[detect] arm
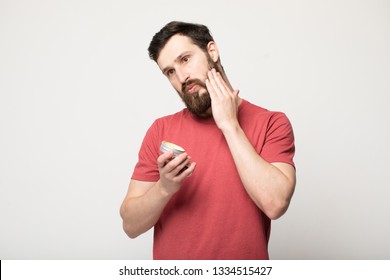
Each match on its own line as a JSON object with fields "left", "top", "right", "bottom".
{"left": 221, "top": 126, "right": 295, "bottom": 219}
{"left": 120, "top": 151, "right": 196, "bottom": 238}
{"left": 206, "top": 69, "right": 296, "bottom": 220}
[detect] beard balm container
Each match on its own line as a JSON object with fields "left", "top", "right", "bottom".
{"left": 160, "top": 141, "right": 190, "bottom": 172}
{"left": 160, "top": 141, "right": 186, "bottom": 157}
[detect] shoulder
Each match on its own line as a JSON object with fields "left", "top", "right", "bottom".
{"left": 239, "top": 99, "right": 290, "bottom": 123}
{"left": 154, "top": 109, "right": 189, "bottom": 125}
{"left": 146, "top": 109, "right": 189, "bottom": 132}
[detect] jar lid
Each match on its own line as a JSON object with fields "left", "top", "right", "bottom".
{"left": 160, "top": 141, "right": 185, "bottom": 157}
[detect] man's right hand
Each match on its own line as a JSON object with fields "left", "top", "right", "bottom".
{"left": 120, "top": 150, "right": 196, "bottom": 238}
{"left": 157, "top": 151, "right": 196, "bottom": 196}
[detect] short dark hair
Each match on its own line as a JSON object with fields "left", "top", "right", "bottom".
{"left": 148, "top": 21, "right": 215, "bottom": 62}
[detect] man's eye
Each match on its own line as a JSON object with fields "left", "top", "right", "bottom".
{"left": 182, "top": 56, "right": 190, "bottom": 62}
{"left": 167, "top": 69, "right": 175, "bottom": 76}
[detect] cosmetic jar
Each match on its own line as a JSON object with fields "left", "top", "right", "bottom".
{"left": 160, "top": 141, "right": 185, "bottom": 157}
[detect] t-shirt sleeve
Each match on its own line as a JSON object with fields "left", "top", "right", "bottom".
{"left": 261, "top": 112, "right": 295, "bottom": 167}
{"left": 131, "top": 120, "right": 161, "bottom": 182}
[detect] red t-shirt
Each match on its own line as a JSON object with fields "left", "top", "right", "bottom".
{"left": 132, "top": 99, "right": 295, "bottom": 259}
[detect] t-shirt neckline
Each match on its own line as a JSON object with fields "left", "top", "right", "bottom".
{"left": 185, "top": 99, "right": 247, "bottom": 124}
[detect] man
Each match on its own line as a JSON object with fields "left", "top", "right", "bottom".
{"left": 120, "top": 21, "right": 296, "bottom": 260}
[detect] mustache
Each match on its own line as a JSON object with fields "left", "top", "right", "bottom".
{"left": 182, "top": 79, "right": 207, "bottom": 93}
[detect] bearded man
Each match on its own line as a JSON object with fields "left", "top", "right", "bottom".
{"left": 120, "top": 21, "right": 296, "bottom": 260}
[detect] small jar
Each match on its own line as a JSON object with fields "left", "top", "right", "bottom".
{"left": 160, "top": 141, "right": 186, "bottom": 157}
{"left": 160, "top": 141, "right": 189, "bottom": 171}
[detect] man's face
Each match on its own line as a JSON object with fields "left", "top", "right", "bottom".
{"left": 157, "top": 34, "right": 218, "bottom": 118}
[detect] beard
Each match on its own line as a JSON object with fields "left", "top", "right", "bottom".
{"left": 178, "top": 59, "right": 219, "bottom": 118}
{"left": 180, "top": 79, "right": 212, "bottom": 118}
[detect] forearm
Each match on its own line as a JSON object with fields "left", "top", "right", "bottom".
{"left": 222, "top": 125, "right": 295, "bottom": 219}
{"left": 121, "top": 152, "right": 196, "bottom": 238}
{"left": 120, "top": 181, "right": 172, "bottom": 238}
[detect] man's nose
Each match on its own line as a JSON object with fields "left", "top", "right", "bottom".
{"left": 176, "top": 68, "right": 189, "bottom": 84}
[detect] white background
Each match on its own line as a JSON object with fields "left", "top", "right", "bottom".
{"left": 1, "top": 0, "right": 389, "bottom": 259}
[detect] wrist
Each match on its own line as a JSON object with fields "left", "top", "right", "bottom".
{"left": 219, "top": 120, "right": 241, "bottom": 136}
{"left": 156, "top": 180, "right": 175, "bottom": 199}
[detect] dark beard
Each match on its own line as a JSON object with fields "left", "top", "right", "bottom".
{"left": 180, "top": 79, "right": 212, "bottom": 118}
{"left": 178, "top": 58, "right": 219, "bottom": 118}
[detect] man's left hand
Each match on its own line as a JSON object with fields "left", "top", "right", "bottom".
{"left": 206, "top": 68, "right": 240, "bottom": 132}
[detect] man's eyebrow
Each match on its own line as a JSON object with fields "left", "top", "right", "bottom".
{"left": 161, "top": 52, "right": 190, "bottom": 74}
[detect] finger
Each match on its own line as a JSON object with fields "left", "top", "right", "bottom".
{"left": 164, "top": 153, "right": 189, "bottom": 173}
{"left": 215, "top": 71, "right": 235, "bottom": 97}
{"left": 211, "top": 69, "right": 232, "bottom": 96}
{"left": 206, "top": 78, "right": 218, "bottom": 100}
{"left": 173, "top": 156, "right": 192, "bottom": 176}
{"left": 207, "top": 69, "right": 222, "bottom": 97}
{"left": 157, "top": 150, "right": 174, "bottom": 168}
{"left": 177, "top": 162, "right": 197, "bottom": 179}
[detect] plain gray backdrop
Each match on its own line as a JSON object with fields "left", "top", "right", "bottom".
{"left": 1, "top": 0, "right": 389, "bottom": 259}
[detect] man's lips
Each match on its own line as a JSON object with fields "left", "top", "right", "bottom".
{"left": 185, "top": 84, "right": 198, "bottom": 94}
{"left": 183, "top": 79, "right": 207, "bottom": 94}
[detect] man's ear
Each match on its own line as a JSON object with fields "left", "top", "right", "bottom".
{"left": 207, "top": 41, "right": 219, "bottom": 63}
